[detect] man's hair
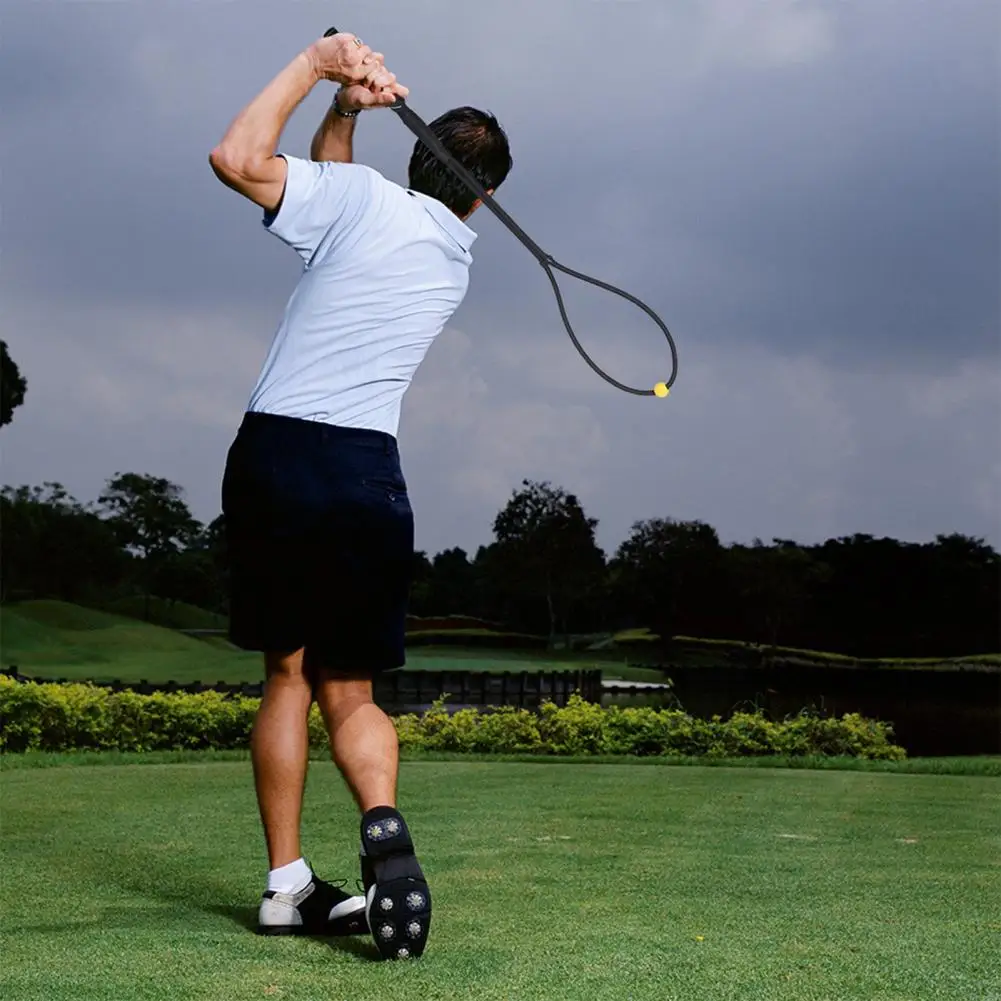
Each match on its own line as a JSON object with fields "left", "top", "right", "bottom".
{"left": 407, "top": 106, "right": 513, "bottom": 217}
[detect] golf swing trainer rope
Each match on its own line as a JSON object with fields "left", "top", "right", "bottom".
{"left": 326, "top": 26, "right": 679, "bottom": 399}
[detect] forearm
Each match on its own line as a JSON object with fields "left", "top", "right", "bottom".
{"left": 214, "top": 49, "right": 321, "bottom": 168}
{"left": 310, "top": 98, "right": 356, "bottom": 162}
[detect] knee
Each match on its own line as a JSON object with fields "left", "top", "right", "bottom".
{"left": 264, "top": 650, "right": 308, "bottom": 683}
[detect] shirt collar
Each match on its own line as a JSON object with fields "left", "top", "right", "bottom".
{"left": 407, "top": 190, "right": 477, "bottom": 253}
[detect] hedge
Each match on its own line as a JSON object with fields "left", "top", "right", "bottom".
{"left": 0, "top": 676, "right": 905, "bottom": 759}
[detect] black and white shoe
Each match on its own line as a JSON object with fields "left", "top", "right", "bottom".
{"left": 360, "top": 807, "right": 431, "bottom": 961}
{"left": 257, "top": 872, "right": 368, "bottom": 937}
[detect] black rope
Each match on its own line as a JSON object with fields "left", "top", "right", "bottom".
{"left": 324, "top": 28, "right": 679, "bottom": 397}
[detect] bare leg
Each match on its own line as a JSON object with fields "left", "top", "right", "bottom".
{"left": 311, "top": 670, "right": 399, "bottom": 812}
{"left": 251, "top": 649, "right": 312, "bottom": 870}
{"left": 315, "top": 670, "right": 431, "bottom": 960}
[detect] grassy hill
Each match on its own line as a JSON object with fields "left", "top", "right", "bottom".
{"left": 99, "top": 596, "right": 228, "bottom": 631}
{"left": 0, "top": 601, "right": 654, "bottom": 685}
{"left": 0, "top": 601, "right": 259, "bottom": 684}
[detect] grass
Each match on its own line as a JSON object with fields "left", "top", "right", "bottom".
{"left": 0, "top": 600, "right": 261, "bottom": 684}
{"left": 2, "top": 759, "right": 998, "bottom": 1000}
{"left": 100, "top": 596, "right": 229, "bottom": 631}
{"left": 4, "top": 748, "right": 1001, "bottom": 777}
{"left": 0, "top": 601, "right": 657, "bottom": 684}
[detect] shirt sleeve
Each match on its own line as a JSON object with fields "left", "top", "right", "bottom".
{"left": 262, "top": 154, "right": 373, "bottom": 263}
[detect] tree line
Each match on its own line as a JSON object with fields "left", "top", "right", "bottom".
{"left": 1, "top": 474, "right": 998, "bottom": 658}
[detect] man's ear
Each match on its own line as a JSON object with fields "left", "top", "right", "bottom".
{"left": 469, "top": 190, "right": 494, "bottom": 214}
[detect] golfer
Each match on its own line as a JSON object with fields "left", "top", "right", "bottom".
{"left": 209, "top": 31, "right": 512, "bottom": 960}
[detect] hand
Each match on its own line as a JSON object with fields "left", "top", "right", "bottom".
{"left": 337, "top": 62, "right": 409, "bottom": 112}
{"left": 307, "top": 32, "right": 389, "bottom": 87}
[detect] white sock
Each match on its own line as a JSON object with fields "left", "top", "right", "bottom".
{"left": 267, "top": 857, "right": 312, "bottom": 895}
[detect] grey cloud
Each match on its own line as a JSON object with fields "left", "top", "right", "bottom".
{"left": 1, "top": 0, "right": 998, "bottom": 555}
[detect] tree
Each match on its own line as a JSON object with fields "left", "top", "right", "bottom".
{"left": 491, "top": 480, "right": 606, "bottom": 645}
{"left": 0, "top": 340, "right": 27, "bottom": 428}
{"left": 148, "top": 516, "right": 232, "bottom": 616}
{"left": 729, "top": 539, "right": 827, "bottom": 648}
{"left": 0, "top": 483, "right": 125, "bottom": 602}
{"left": 922, "top": 533, "right": 1000, "bottom": 656}
{"left": 427, "top": 547, "right": 479, "bottom": 617}
{"left": 98, "top": 473, "right": 201, "bottom": 619}
{"left": 612, "top": 517, "right": 723, "bottom": 650}
{"left": 408, "top": 550, "right": 434, "bottom": 616}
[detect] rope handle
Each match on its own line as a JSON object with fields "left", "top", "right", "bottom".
{"left": 323, "top": 27, "right": 678, "bottom": 397}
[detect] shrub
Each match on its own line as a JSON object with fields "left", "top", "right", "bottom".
{"left": 0, "top": 678, "right": 906, "bottom": 760}
{"left": 475, "top": 706, "right": 545, "bottom": 753}
{"left": 538, "top": 696, "right": 610, "bottom": 755}
{"left": 0, "top": 675, "right": 260, "bottom": 753}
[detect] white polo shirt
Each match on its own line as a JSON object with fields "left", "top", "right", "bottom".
{"left": 246, "top": 154, "right": 476, "bottom": 437}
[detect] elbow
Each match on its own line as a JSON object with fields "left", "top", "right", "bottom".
{"left": 209, "top": 143, "right": 266, "bottom": 181}
{"left": 209, "top": 145, "right": 277, "bottom": 187}
{"left": 209, "top": 144, "right": 243, "bottom": 182}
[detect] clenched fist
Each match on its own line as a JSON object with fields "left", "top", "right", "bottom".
{"left": 337, "top": 59, "right": 409, "bottom": 112}
{"left": 306, "top": 32, "right": 407, "bottom": 101}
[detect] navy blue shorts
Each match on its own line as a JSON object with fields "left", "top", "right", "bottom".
{"left": 221, "top": 411, "right": 414, "bottom": 673}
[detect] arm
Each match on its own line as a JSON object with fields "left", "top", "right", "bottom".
{"left": 209, "top": 34, "right": 396, "bottom": 210}
{"left": 310, "top": 93, "right": 356, "bottom": 163}
{"left": 310, "top": 56, "right": 410, "bottom": 164}
{"left": 209, "top": 50, "right": 319, "bottom": 210}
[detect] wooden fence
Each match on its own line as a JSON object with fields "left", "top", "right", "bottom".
{"left": 1, "top": 666, "right": 603, "bottom": 714}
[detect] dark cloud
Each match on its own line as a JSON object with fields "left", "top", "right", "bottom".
{"left": 1, "top": 0, "right": 998, "bottom": 553}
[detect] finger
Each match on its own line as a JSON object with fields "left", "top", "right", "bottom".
{"left": 352, "top": 43, "right": 374, "bottom": 65}
{"left": 345, "top": 48, "right": 375, "bottom": 82}
{"left": 363, "top": 51, "right": 385, "bottom": 66}
{"left": 364, "top": 65, "right": 395, "bottom": 87}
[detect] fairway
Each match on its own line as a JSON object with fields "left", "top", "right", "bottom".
{"left": 2, "top": 761, "right": 997, "bottom": 1001}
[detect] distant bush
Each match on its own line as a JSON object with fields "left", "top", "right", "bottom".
{"left": 0, "top": 678, "right": 906, "bottom": 759}
{"left": 396, "top": 697, "right": 905, "bottom": 760}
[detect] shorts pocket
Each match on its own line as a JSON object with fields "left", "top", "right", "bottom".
{"left": 362, "top": 477, "right": 408, "bottom": 503}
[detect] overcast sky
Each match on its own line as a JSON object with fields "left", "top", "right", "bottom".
{"left": 2, "top": 0, "right": 999, "bottom": 557}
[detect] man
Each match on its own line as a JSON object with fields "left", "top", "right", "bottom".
{"left": 209, "top": 32, "right": 513, "bottom": 961}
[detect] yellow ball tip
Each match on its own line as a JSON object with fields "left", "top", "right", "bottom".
{"left": 653, "top": 382, "right": 669, "bottom": 398}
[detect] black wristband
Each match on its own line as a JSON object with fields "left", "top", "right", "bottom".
{"left": 333, "top": 90, "right": 360, "bottom": 118}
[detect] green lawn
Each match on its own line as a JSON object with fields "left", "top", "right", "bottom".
{"left": 100, "top": 596, "right": 230, "bottom": 631}
{"left": 2, "top": 760, "right": 997, "bottom": 1001}
{"left": 0, "top": 602, "right": 657, "bottom": 684}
